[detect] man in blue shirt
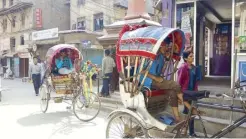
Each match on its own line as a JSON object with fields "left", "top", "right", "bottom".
{"left": 55, "top": 49, "right": 74, "bottom": 75}
{"left": 140, "top": 38, "right": 198, "bottom": 123}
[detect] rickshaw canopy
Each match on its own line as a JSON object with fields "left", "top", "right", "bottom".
{"left": 118, "top": 26, "right": 185, "bottom": 60}
{"left": 46, "top": 44, "right": 82, "bottom": 68}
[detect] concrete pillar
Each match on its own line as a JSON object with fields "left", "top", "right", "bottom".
{"left": 124, "top": 0, "right": 151, "bottom": 20}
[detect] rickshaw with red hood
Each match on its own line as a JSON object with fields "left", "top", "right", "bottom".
{"left": 39, "top": 44, "right": 101, "bottom": 122}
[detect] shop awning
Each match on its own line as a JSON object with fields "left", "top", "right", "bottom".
{"left": 2, "top": 52, "right": 16, "bottom": 57}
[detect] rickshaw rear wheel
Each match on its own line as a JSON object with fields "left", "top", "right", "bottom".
{"left": 106, "top": 112, "right": 149, "bottom": 138}
{"left": 40, "top": 85, "right": 50, "bottom": 113}
{"left": 73, "top": 91, "right": 101, "bottom": 122}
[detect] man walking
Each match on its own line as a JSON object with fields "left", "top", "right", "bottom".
{"left": 100, "top": 49, "right": 115, "bottom": 97}
{"left": 29, "top": 57, "right": 42, "bottom": 96}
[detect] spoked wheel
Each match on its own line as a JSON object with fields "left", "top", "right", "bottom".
{"left": 73, "top": 91, "right": 101, "bottom": 122}
{"left": 106, "top": 112, "right": 148, "bottom": 138}
{"left": 40, "top": 85, "right": 50, "bottom": 113}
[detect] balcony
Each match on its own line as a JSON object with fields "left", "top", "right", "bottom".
{"left": 0, "top": 2, "right": 33, "bottom": 16}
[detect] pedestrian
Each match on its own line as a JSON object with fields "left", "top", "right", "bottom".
{"left": 100, "top": 49, "right": 116, "bottom": 97}
{"left": 29, "top": 57, "right": 42, "bottom": 96}
{"left": 177, "top": 51, "right": 201, "bottom": 137}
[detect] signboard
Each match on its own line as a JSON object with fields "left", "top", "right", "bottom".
{"left": 181, "top": 12, "right": 192, "bottom": 34}
{"left": 32, "top": 28, "right": 59, "bottom": 41}
{"left": 35, "top": 8, "right": 43, "bottom": 28}
{"left": 16, "top": 45, "right": 29, "bottom": 52}
{"left": 0, "top": 38, "right": 10, "bottom": 51}
{"left": 239, "top": 61, "right": 246, "bottom": 82}
{"left": 18, "top": 52, "right": 29, "bottom": 58}
{"left": 81, "top": 40, "right": 91, "bottom": 48}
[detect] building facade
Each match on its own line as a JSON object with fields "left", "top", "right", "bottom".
{"left": 0, "top": 0, "right": 70, "bottom": 77}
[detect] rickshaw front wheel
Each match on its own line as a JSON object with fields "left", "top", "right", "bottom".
{"left": 40, "top": 85, "right": 50, "bottom": 113}
{"left": 72, "top": 91, "right": 101, "bottom": 122}
{"left": 106, "top": 112, "right": 149, "bottom": 138}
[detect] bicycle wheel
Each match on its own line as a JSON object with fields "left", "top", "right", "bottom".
{"left": 106, "top": 112, "right": 148, "bottom": 138}
{"left": 73, "top": 91, "right": 101, "bottom": 122}
{"left": 40, "top": 85, "right": 50, "bottom": 113}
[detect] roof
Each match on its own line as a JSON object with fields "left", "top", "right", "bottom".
{"left": 105, "top": 18, "right": 161, "bottom": 29}
{"left": 59, "top": 30, "right": 104, "bottom": 36}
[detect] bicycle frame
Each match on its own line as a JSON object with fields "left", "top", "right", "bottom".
{"left": 186, "top": 99, "right": 246, "bottom": 138}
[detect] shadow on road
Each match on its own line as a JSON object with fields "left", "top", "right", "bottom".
{"left": 17, "top": 111, "right": 75, "bottom": 127}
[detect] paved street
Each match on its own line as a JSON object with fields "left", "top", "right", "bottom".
{"left": 0, "top": 79, "right": 107, "bottom": 139}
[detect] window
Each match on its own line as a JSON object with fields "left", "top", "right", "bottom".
{"left": 3, "top": 19, "right": 7, "bottom": 32}
{"left": 94, "top": 13, "right": 103, "bottom": 31}
{"left": 77, "top": 0, "right": 85, "bottom": 5}
{"left": 10, "top": 37, "right": 15, "bottom": 52}
{"left": 9, "top": 0, "right": 14, "bottom": 6}
{"left": 235, "top": 1, "right": 246, "bottom": 53}
{"left": 21, "top": 13, "right": 25, "bottom": 27}
{"left": 12, "top": 16, "right": 16, "bottom": 28}
{"left": 77, "top": 17, "right": 86, "bottom": 30}
{"left": 20, "top": 35, "right": 24, "bottom": 45}
{"left": 3, "top": 0, "right": 6, "bottom": 8}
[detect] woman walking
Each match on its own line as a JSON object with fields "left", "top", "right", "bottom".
{"left": 177, "top": 51, "right": 201, "bottom": 137}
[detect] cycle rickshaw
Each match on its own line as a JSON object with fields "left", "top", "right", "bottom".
{"left": 40, "top": 44, "right": 101, "bottom": 122}
{"left": 105, "top": 25, "right": 246, "bottom": 138}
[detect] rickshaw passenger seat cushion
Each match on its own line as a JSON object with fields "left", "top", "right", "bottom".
{"left": 183, "top": 90, "right": 210, "bottom": 101}
{"left": 145, "top": 89, "right": 169, "bottom": 97}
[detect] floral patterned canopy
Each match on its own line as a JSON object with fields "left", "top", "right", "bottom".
{"left": 118, "top": 26, "right": 185, "bottom": 61}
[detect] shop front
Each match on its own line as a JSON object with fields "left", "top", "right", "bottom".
{"left": 174, "top": 0, "right": 245, "bottom": 87}
{"left": 234, "top": 0, "right": 246, "bottom": 84}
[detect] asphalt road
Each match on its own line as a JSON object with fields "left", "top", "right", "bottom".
{"left": 0, "top": 79, "right": 107, "bottom": 139}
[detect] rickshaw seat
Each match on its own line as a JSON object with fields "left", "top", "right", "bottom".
{"left": 144, "top": 89, "right": 169, "bottom": 97}
{"left": 183, "top": 90, "right": 210, "bottom": 101}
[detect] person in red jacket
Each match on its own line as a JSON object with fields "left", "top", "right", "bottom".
{"left": 177, "top": 51, "right": 200, "bottom": 137}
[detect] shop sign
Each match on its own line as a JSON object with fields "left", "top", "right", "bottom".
{"left": 18, "top": 52, "right": 30, "bottom": 58}
{"left": 16, "top": 45, "right": 29, "bottom": 52}
{"left": 0, "top": 38, "right": 10, "bottom": 51}
{"left": 239, "top": 61, "right": 246, "bottom": 83}
{"left": 81, "top": 40, "right": 92, "bottom": 48}
{"left": 32, "top": 28, "right": 59, "bottom": 41}
{"left": 35, "top": 8, "right": 43, "bottom": 28}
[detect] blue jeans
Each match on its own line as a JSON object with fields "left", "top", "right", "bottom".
{"left": 32, "top": 74, "right": 41, "bottom": 95}
{"left": 101, "top": 73, "right": 112, "bottom": 96}
{"left": 183, "top": 101, "right": 195, "bottom": 136}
